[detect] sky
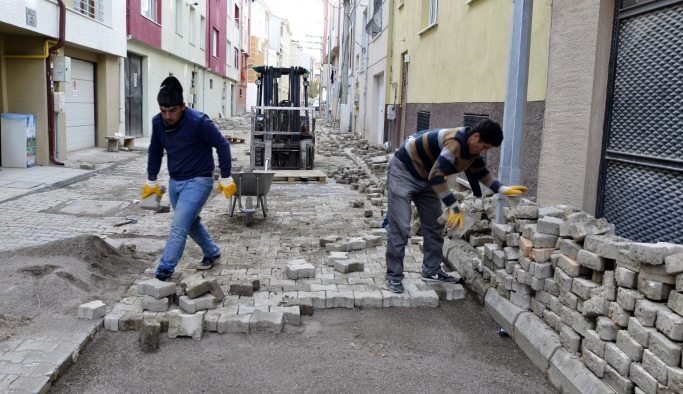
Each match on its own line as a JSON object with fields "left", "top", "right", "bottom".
{"left": 264, "top": 0, "right": 326, "bottom": 62}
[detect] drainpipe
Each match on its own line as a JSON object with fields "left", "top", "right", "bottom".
{"left": 47, "top": 0, "right": 66, "bottom": 166}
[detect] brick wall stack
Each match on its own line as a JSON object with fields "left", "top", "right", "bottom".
{"left": 446, "top": 196, "right": 683, "bottom": 394}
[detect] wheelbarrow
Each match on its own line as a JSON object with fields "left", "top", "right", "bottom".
{"left": 229, "top": 172, "right": 275, "bottom": 227}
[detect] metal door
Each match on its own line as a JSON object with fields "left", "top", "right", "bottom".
{"left": 65, "top": 59, "right": 95, "bottom": 151}
{"left": 598, "top": 0, "right": 683, "bottom": 243}
{"left": 125, "top": 53, "right": 143, "bottom": 137}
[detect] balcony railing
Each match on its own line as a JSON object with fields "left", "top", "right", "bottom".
{"left": 365, "top": 0, "right": 382, "bottom": 39}
{"left": 74, "top": 0, "right": 105, "bottom": 23}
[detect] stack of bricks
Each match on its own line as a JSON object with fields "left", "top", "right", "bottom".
{"left": 465, "top": 197, "right": 683, "bottom": 393}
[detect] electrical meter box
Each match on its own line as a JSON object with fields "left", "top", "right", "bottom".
{"left": 53, "top": 56, "right": 71, "bottom": 82}
{"left": 54, "top": 92, "right": 65, "bottom": 113}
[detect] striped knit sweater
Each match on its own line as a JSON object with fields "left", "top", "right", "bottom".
{"left": 395, "top": 127, "right": 503, "bottom": 207}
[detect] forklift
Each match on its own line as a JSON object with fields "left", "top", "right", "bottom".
{"left": 249, "top": 66, "right": 315, "bottom": 170}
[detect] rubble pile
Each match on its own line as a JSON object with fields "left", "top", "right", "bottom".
{"left": 213, "top": 116, "right": 250, "bottom": 130}
{"left": 447, "top": 197, "right": 683, "bottom": 393}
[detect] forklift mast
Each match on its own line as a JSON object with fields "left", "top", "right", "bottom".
{"left": 250, "top": 66, "right": 315, "bottom": 171}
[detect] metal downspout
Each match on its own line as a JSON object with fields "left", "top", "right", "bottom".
{"left": 48, "top": 0, "right": 66, "bottom": 166}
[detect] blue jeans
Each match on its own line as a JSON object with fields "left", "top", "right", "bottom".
{"left": 156, "top": 176, "right": 220, "bottom": 276}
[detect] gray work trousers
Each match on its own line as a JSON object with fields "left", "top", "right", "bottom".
{"left": 385, "top": 157, "right": 445, "bottom": 281}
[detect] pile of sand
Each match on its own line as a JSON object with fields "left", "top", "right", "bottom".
{"left": 0, "top": 235, "right": 153, "bottom": 340}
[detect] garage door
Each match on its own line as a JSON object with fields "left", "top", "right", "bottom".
{"left": 66, "top": 59, "right": 95, "bottom": 151}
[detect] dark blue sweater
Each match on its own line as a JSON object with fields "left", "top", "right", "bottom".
{"left": 147, "top": 107, "right": 232, "bottom": 181}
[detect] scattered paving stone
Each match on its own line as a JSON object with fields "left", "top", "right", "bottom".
{"left": 78, "top": 300, "right": 106, "bottom": 320}
{"left": 285, "top": 259, "right": 316, "bottom": 279}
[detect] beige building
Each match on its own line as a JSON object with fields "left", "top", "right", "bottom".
{"left": 0, "top": 0, "right": 126, "bottom": 166}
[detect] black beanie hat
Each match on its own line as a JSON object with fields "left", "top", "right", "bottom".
{"left": 157, "top": 76, "right": 184, "bottom": 107}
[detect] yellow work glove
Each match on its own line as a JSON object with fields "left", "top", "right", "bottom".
{"left": 446, "top": 207, "right": 464, "bottom": 230}
{"left": 141, "top": 180, "right": 163, "bottom": 199}
{"left": 499, "top": 185, "right": 528, "bottom": 196}
{"left": 218, "top": 176, "right": 237, "bottom": 199}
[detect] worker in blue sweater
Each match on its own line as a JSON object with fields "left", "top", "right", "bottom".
{"left": 142, "top": 76, "right": 236, "bottom": 282}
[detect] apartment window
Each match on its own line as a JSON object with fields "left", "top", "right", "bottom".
{"left": 189, "top": 8, "right": 196, "bottom": 44}
{"left": 175, "top": 0, "right": 183, "bottom": 34}
{"left": 419, "top": 0, "right": 438, "bottom": 32}
{"left": 234, "top": 48, "right": 239, "bottom": 68}
{"left": 210, "top": 79, "right": 214, "bottom": 89}
{"left": 235, "top": 5, "right": 240, "bottom": 26}
{"left": 141, "top": 0, "right": 158, "bottom": 23}
{"left": 75, "top": 0, "right": 105, "bottom": 22}
{"left": 200, "top": 16, "right": 206, "bottom": 49}
{"left": 226, "top": 41, "right": 231, "bottom": 66}
{"left": 429, "top": 0, "right": 438, "bottom": 25}
{"left": 212, "top": 29, "right": 219, "bottom": 58}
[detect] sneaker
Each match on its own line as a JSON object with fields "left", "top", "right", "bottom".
{"left": 196, "top": 254, "right": 221, "bottom": 270}
{"left": 155, "top": 270, "right": 172, "bottom": 282}
{"left": 386, "top": 279, "right": 404, "bottom": 293}
{"left": 421, "top": 270, "right": 461, "bottom": 284}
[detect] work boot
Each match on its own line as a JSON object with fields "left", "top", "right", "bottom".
{"left": 196, "top": 254, "right": 221, "bottom": 270}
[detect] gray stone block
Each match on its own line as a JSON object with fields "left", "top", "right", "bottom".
{"left": 353, "top": 291, "right": 383, "bottom": 308}
{"left": 229, "top": 282, "right": 255, "bottom": 297}
{"left": 548, "top": 348, "right": 615, "bottom": 394}
{"left": 530, "top": 248, "right": 556, "bottom": 263}
{"left": 504, "top": 246, "right": 520, "bottom": 261}
{"left": 545, "top": 279, "right": 561, "bottom": 297}
{"left": 543, "top": 309, "right": 562, "bottom": 332}
{"left": 141, "top": 296, "right": 169, "bottom": 312}
{"left": 668, "top": 366, "right": 683, "bottom": 393}
{"left": 179, "top": 293, "right": 218, "bottom": 314}
{"left": 582, "top": 348, "right": 607, "bottom": 378}
{"left": 635, "top": 299, "right": 670, "bottom": 327}
{"left": 656, "top": 309, "right": 683, "bottom": 341}
{"left": 665, "top": 253, "right": 683, "bottom": 275}
{"left": 641, "top": 349, "right": 668, "bottom": 385}
{"left": 539, "top": 206, "right": 565, "bottom": 219}
{"left": 78, "top": 300, "right": 106, "bottom": 320}
{"left": 204, "top": 310, "right": 221, "bottom": 332}
{"left": 584, "top": 329, "right": 607, "bottom": 357}
{"left": 269, "top": 306, "right": 301, "bottom": 325}
{"left": 558, "top": 254, "right": 590, "bottom": 278}
{"left": 605, "top": 343, "right": 631, "bottom": 377}
{"left": 492, "top": 250, "right": 506, "bottom": 269}
{"left": 320, "top": 235, "right": 342, "bottom": 247}
{"left": 555, "top": 268, "right": 574, "bottom": 293}
{"left": 513, "top": 312, "right": 562, "bottom": 373}
{"left": 560, "top": 239, "right": 583, "bottom": 260}
{"left": 180, "top": 273, "right": 213, "bottom": 299}
{"left": 363, "top": 234, "right": 383, "bottom": 247}
{"left": 597, "top": 316, "right": 620, "bottom": 341}
{"left": 530, "top": 297, "right": 546, "bottom": 317}
{"left": 485, "top": 289, "right": 527, "bottom": 335}
{"left": 104, "top": 310, "right": 126, "bottom": 331}
{"left": 583, "top": 297, "right": 609, "bottom": 318}
{"left": 630, "top": 363, "right": 658, "bottom": 394}
{"left": 616, "top": 330, "right": 643, "bottom": 362}
{"left": 615, "top": 267, "right": 638, "bottom": 289}
{"left": 668, "top": 290, "right": 683, "bottom": 316}
{"left": 333, "top": 258, "right": 365, "bottom": 274}
{"left": 577, "top": 249, "right": 606, "bottom": 271}
{"left": 564, "top": 218, "right": 612, "bottom": 242}
{"left": 167, "top": 310, "right": 204, "bottom": 340}
{"left": 327, "top": 251, "right": 349, "bottom": 265}
{"left": 560, "top": 290, "right": 579, "bottom": 310}
{"left": 530, "top": 276, "right": 545, "bottom": 291}
{"left": 139, "top": 318, "right": 160, "bottom": 352}
{"left": 206, "top": 277, "right": 225, "bottom": 302}
{"left": 638, "top": 276, "right": 673, "bottom": 301}
{"left": 649, "top": 331, "right": 683, "bottom": 367}
{"left": 537, "top": 216, "right": 564, "bottom": 236}
{"left": 608, "top": 301, "right": 632, "bottom": 327}
{"left": 560, "top": 325, "right": 581, "bottom": 354}
{"left": 604, "top": 364, "right": 635, "bottom": 394}
{"left": 286, "top": 259, "right": 316, "bottom": 279}
{"left": 572, "top": 278, "right": 599, "bottom": 300}
{"left": 409, "top": 289, "right": 440, "bottom": 308}
{"left": 532, "top": 262, "right": 553, "bottom": 279}
{"left": 217, "top": 313, "right": 250, "bottom": 333}
{"left": 137, "top": 279, "right": 176, "bottom": 299}
{"left": 505, "top": 232, "right": 520, "bottom": 247}
{"left": 325, "top": 291, "right": 355, "bottom": 308}
{"left": 629, "top": 242, "right": 683, "bottom": 266}
{"left": 249, "top": 311, "right": 284, "bottom": 333}
{"left": 510, "top": 292, "right": 531, "bottom": 309}
{"left": 119, "top": 311, "right": 143, "bottom": 331}
{"left": 617, "top": 287, "right": 645, "bottom": 311}
{"left": 531, "top": 232, "right": 558, "bottom": 249}
{"left": 515, "top": 206, "right": 539, "bottom": 220}
{"left": 628, "top": 317, "right": 658, "bottom": 348}
{"left": 572, "top": 313, "right": 596, "bottom": 337}
{"left": 521, "top": 223, "right": 538, "bottom": 239}
{"left": 381, "top": 290, "right": 411, "bottom": 307}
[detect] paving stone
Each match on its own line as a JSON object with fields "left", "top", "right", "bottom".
{"left": 485, "top": 290, "right": 527, "bottom": 338}
{"left": 615, "top": 266, "right": 638, "bottom": 289}
{"left": 204, "top": 310, "right": 221, "bottom": 332}
{"left": 510, "top": 292, "right": 531, "bottom": 309}
{"left": 560, "top": 239, "right": 583, "bottom": 260}
{"left": 119, "top": 312, "right": 143, "bottom": 331}
{"left": 559, "top": 290, "right": 578, "bottom": 310}
{"left": 77, "top": 300, "right": 106, "bottom": 320}
{"left": 137, "top": 279, "right": 176, "bottom": 299}
{"left": 408, "top": 289, "right": 439, "bottom": 308}
{"left": 629, "top": 242, "right": 683, "bottom": 266}
{"left": 584, "top": 329, "right": 607, "bottom": 357}
{"left": 544, "top": 278, "right": 561, "bottom": 297}
{"left": 667, "top": 290, "right": 683, "bottom": 317}
{"left": 665, "top": 253, "right": 683, "bottom": 275}
{"left": 249, "top": 310, "right": 284, "bottom": 333}
{"left": 583, "top": 297, "right": 609, "bottom": 318}
{"left": 139, "top": 318, "right": 160, "bottom": 352}
{"left": 179, "top": 293, "right": 218, "bottom": 314}
{"left": 605, "top": 342, "right": 631, "bottom": 377}
{"left": 668, "top": 366, "right": 683, "bottom": 393}
{"left": 363, "top": 234, "right": 383, "bottom": 247}
{"left": 320, "top": 235, "right": 342, "bottom": 247}
{"left": 558, "top": 254, "right": 590, "bottom": 278}
{"left": 628, "top": 317, "right": 658, "bottom": 348}
{"left": 536, "top": 216, "right": 563, "bottom": 236}
{"left": 167, "top": 310, "right": 205, "bottom": 340}
{"left": 3, "top": 375, "right": 50, "bottom": 394}
{"left": 604, "top": 364, "right": 635, "bottom": 394}
{"left": 229, "top": 282, "right": 255, "bottom": 296}
{"left": 577, "top": 249, "right": 606, "bottom": 271}
{"left": 505, "top": 232, "right": 520, "bottom": 247}
{"left": 656, "top": 309, "right": 683, "bottom": 341}
{"left": 582, "top": 348, "right": 607, "bottom": 377}
{"left": 514, "top": 312, "right": 562, "bottom": 373}
{"left": 616, "top": 329, "right": 643, "bottom": 362}
{"left": 141, "top": 296, "right": 169, "bottom": 312}
{"left": 381, "top": 290, "right": 411, "bottom": 307}
{"left": 492, "top": 250, "right": 506, "bottom": 268}
{"left": 635, "top": 299, "right": 670, "bottom": 327}
{"left": 548, "top": 348, "right": 615, "bottom": 394}
{"left": 640, "top": 264, "right": 676, "bottom": 285}
{"left": 630, "top": 362, "right": 658, "bottom": 394}
{"left": 560, "top": 325, "right": 581, "bottom": 354}
{"left": 104, "top": 310, "right": 126, "bottom": 331}
{"left": 333, "top": 258, "right": 365, "bottom": 274}
{"left": 597, "top": 316, "right": 620, "bottom": 341}
{"left": 325, "top": 291, "right": 355, "bottom": 308}
{"left": 571, "top": 313, "right": 596, "bottom": 337}
{"left": 554, "top": 268, "right": 574, "bottom": 293}
{"left": 572, "top": 278, "right": 598, "bottom": 300}
{"left": 327, "top": 251, "right": 349, "bottom": 265}
{"left": 530, "top": 248, "right": 555, "bottom": 263}
{"left": 269, "top": 306, "right": 301, "bottom": 325}
{"left": 354, "top": 291, "right": 383, "bottom": 308}
{"left": 608, "top": 301, "right": 632, "bottom": 327}
{"left": 543, "top": 309, "right": 562, "bottom": 332}
{"left": 217, "top": 313, "right": 251, "bottom": 333}
{"left": 562, "top": 218, "right": 611, "bottom": 242}
{"left": 206, "top": 277, "right": 225, "bottom": 303}
{"left": 180, "top": 273, "right": 213, "bottom": 299}
{"left": 641, "top": 349, "right": 668, "bottom": 385}
{"left": 285, "top": 259, "right": 316, "bottom": 279}
{"left": 617, "top": 287, "right": 645, "bottom": 311}
{"left": 648, "top": 331, "right": 683, "bottom": 367}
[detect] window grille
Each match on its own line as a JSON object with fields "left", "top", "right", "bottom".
{"left": 365, "top": 0, "right": 382, "bottom": 39}
{"left": 74, "top": 0, "right": 105, "bottom": 22}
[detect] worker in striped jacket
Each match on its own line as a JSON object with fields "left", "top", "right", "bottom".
{"left": 384, "top": 119, "right": 527, "bottom": 293}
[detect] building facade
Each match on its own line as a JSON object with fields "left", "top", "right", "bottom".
{"left": 0, "top": 0, "right": 126, "bottom": 165}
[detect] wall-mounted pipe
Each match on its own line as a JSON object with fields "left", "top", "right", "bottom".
{"left": 4, "top": 39, "right": 57, "bottom": 59}
{"left": 47, "top": 0, "right": 66, "bottom": 165}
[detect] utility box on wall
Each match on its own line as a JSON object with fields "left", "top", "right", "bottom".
{"left": 53, "top": 56, "right": 71, "bottom": 82}
{"left": 1, "top": 113, "right": 37, "bottom": 168}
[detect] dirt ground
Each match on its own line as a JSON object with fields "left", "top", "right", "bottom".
{"left": 0, "top": 235, "right": 155, "bottom": 341}
{"left": 50, "top": 295, "right": 556, "bottom": 394}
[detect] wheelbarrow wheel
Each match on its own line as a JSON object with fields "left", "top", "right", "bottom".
{"left": 245, "top": 197, "right": 254, "bottom": 227}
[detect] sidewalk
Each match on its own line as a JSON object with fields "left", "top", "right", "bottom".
{"left": 0, "top": 138, "right": 150, "bottom": 204}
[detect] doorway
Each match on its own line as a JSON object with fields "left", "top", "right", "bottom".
{"left": 124, "top": 53, "right": 143, "bottom": 137}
